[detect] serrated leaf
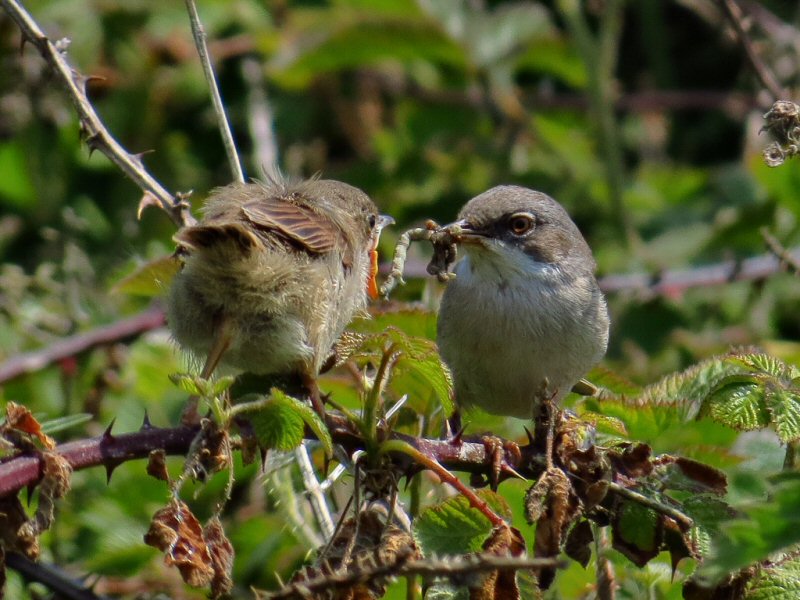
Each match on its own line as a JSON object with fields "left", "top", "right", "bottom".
{"left": 270, "top": 388, "right": 332, "bottom": 457}
{"left": 169, "top": 372, "right": 204, "bottom": 396}
{"left": 211, "top": 376, "right": 236, "bottom": 397}
{"left": 746, "top": 550, "right": 800, "bottom": 599}
{"left": 344, "top": 326, "right": 453, "bottom": 415}
{"left": 732, "top": 354, "right": 800, "bottom": 380}
{"left": 414, "top": 490, "right": 511, "bottom": 558}
{"left": 706, "top": 382, "right": 770, "bottom": 432}
{"left": 248, "top": 394, "right": 305, "bottom": 452}
{"left": 633, "top": 355, "right": 746, "bottom": 420}
{"left": 766, "top": 388, "right": 800, "bottom": 443}
{"left": 111, "top": 255, "right": 180, "bottom": 297}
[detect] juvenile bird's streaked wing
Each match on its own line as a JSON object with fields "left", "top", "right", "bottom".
{"left": 241, "top": 198, "right": 338, "bottom": 254}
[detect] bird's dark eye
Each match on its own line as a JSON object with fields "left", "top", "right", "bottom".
{"left": 368, "top": 214, "right": 377, "bottom": 229}
{"left": 508, "top": 213, "right": 535, "bottom": 235}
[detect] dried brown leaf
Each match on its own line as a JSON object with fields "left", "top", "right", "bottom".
{"left": 35, "top": 452, "right": 72, "bottom": 533}
{"left": 4, "top": 402, "right": 55, "bottom": 449}
{"left": 147, "top": 449, "right": 170, "bottom": 482}
{"left": 470, "top": 524, "right": 525, "bottom": 600}
{"left": 205, "top": 516, "right": 235, "bottom": 599}
{"left": 0, "top": 497, "right": 38, "bottom": 559}
{"left": 144, "top": 500, "right": 214, "bottom": 588}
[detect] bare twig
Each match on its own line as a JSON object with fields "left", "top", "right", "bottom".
{"left": 184, "top": 0, "right": 244, "bottom": 184}
{"left": 0, "top": 305, "right": 165, "bottom": 384}
{"left": 0, "top": 0, "right": 194, "bottom": 228}
{"left": 717, "top": 0, "right": 785, "bottom": 101}
{"left": 257, "top": 553, "right": 567, "bottom": 599}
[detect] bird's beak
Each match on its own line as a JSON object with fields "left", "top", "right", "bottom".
{"left": 376, "top": 214, "right": 395, "bottom": 231}
{"left": 444, "top": 218, "right": 487, "bottom": 244}
{"left": 366, "top": 215, "right": 395, "bottom": 300}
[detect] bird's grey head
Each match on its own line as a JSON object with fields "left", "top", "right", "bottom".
{"left": 451, "top": 185, "right": 596, "bottom": 275}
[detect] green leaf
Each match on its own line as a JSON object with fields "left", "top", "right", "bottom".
{"left": 241, "top": 389, "right": 332, "bottom": 456}
{"left": 766, "top": 388, "right": 800, "bottom": 443}
{"left": 617, "top": 501, "right": 660, "bottom": 554}
{"left": 269, "top": 8, "right": 465, "bottom": 89}
{"left": 746, "top": 551, "right": 800, "bottom": 599}
{"left": 212, "top": 376, "right": 236, "bottom": 397}
{"left": 635, "top": 355, "right": 747, "bottom": 420}
{"left": 344, "top": 326, "right": 454, "bottom": 416}
{"left": 706, "top": 382, "right": 770, "bottom": 432}
{"left": 414, "top": 490, "right": 511, "bottom": 558}
{"left": 270, "top": 388, "right": 333, "bottom": 457}
{"left": 169, "top": 372, "right": 205, "bottom": 396}
{"left": 698, "top": 474, "right": 800, "bottom": 584}
{"left": 40, "top": 413, "right": 93, "bottom": 434}
{"left": 733, "top": 354, "right": 800, "bottom": 380}
{"left": 110, "top": 255, "right": 180, "bottom": 297}
{"left": 248, "top": 393, "right": 305, "bottom": 452}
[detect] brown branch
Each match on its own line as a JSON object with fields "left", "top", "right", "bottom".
{"left": 717, "top": 0, "right": 785, "bottom": 101}
{"left": 0, "top": 421, "right": 198, "bottom": 498}
{"left": 0, "top": 412, "right": 693, "bottom": 540}
{"left": 257, "top": 551, "right": 566, "bottom": 599}
{"left": 0, "top": 305, "right": 165, "bottom": 384}
{"left": 0, "top": 0, "right": 195, "bottom": 228}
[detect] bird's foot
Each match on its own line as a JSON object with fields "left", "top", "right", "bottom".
{"left": 480, "top": 436, "right": 524, "bottom": 491}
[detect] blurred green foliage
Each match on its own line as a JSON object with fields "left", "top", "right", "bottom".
{"left": 3, "top": 0, "right": 800, "bottom": 597}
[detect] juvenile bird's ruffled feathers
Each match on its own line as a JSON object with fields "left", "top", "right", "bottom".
{"left": 167, "top": 178, "right": 382, "bottom": 378}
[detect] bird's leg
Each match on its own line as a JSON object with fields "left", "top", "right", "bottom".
{"left": 301, "top": 372, "right": 327, "bottom": 421}
{"left": 181, "top": 316, "right": 231, "bottom": 426}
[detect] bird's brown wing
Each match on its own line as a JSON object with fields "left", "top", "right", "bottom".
{"left": 241, "top": 198, "right": 337, "bottom": 255}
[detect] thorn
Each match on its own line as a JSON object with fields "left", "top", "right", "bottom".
{"left": 403, "top": 465, "right": 421, "bottom": 487}
{"left": 103, "top": 418, "right": 116, "bottom": 440}
{"left": 524, "top": 427, "right": 535, "bottom": 446}
{"left": 133, "top": 149, "right": 156, "bottom": 162}
{"left": 141, "top": 411, "right": 153, "bottom": 430}
{"left": 85, "top": 133, "right": 101, "bottom": 157}
{"left": 25, "top": 483, "right": 35, "bottom": 507}
{"left": 500, "top": 463, "right": 527, "bottom": 482}
{"left": 448, "top": 425, "right": 467, "bottom": 446}
{"left": 74, "top": 73, "right": 106, "bottom": 95}
{"left": 105, "top": 460, "right": 122, "bottom": 484}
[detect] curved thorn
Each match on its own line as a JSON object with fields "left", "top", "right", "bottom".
{"left": 449, "top": 425, "right": 467, "bottom": 446}
{"left": 524, "top": 426, "right": 535, "bottom": 446}
{"left": 103, "top": 418, "right": 116, "bottom": 439}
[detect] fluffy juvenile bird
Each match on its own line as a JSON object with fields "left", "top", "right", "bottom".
{"left": 437, "top": 186, "right": 609, "bottom": 420}
{"left": 167, "top": 178, "right": 390, "bottom": 394}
